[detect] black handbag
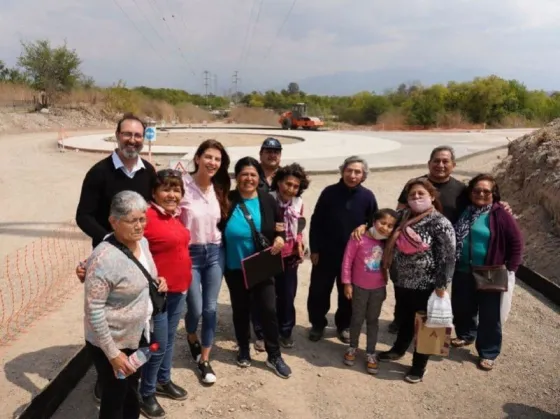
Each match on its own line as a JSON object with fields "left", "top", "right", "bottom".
{"left": 105, "top": 235, "right": 167, "bottom": 314}
{"left": 469, "top": 230, "right": 508, "bottom": 292}
{"left": 238, "top": 201, "right": 271, "bottom": 251}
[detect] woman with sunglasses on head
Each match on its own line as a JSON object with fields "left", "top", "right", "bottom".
{"left": 138, "top": 169, "right": 193, "bottom": 418}
{"left": 180, "top": 140, "right": 231, "bottom": 385}
{"left": 451, "top": 174, "right": 523, "bottom": 372}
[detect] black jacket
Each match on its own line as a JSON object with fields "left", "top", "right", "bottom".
{"left": 219, "top": 188, "right": 286, "bottom": 247}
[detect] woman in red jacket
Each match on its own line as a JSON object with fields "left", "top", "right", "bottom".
{"left": 139, "top": 169, "right": 192, "bottom": 418}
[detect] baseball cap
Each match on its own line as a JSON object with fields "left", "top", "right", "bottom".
{"left": 261, "top": 137, "right": 282, "bottom": 151}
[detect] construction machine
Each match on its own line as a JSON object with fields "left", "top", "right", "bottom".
{"left": 279, "top": 103, "right": 324, "bottom": 130}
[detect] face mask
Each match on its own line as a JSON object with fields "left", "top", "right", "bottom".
{"left": 408, "top": 197, "right": 433, "bottom": 213}
{"left": 368, "top": 225, "right": 389, "bottom": 240}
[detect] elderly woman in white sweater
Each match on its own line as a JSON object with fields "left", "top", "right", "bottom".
{"left": 84, "top": 190, "right": 167, "bottom": 419}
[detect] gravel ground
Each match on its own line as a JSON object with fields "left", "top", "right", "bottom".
{"left": 48, "top": 148, "right": 559, "bottom": 419}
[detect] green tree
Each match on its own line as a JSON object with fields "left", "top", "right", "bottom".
{"left": 288, "top": 82, "right": 300, "bottom": 95}
{"left": 17, "top": 39, "right": 83, "bottom": 102}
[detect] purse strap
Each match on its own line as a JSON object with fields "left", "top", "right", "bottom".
{"left": 105, "top": 235, "right": 156, "bottom": 286}
{"left": 238, "top": 201, "right": 262, "bottom": 246}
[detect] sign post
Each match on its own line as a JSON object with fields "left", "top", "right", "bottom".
{"left": 145, "top": 125, "right": 157, "bottom": 162}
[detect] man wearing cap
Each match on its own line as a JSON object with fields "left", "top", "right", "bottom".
{"left": 258, "top": 137, "right": 283, "bottom": 192}
{"left": 251, "top": 137, "right": 284, "bottom": 352}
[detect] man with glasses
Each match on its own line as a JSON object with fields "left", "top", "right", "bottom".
{"left": 75, "top": 113, "right": 157, "bottom": 401}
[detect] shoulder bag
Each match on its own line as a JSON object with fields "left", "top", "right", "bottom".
{"left": 469, "top": 230, "right": 508, "bottom": 292}
{"left": 238, "top": 201, "right": 271, "bottom": 251}
{"left": 105, "top": 235, "right": 167, "bottom": 314}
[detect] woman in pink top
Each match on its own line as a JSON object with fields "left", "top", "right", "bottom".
{"left": 180, "top": 140, "right": 231, "bottom": 385}
{"left": 341, "top": 208, "right": 398, "bottom": 374}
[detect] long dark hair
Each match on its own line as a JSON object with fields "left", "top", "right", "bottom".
{"left": 191, "top": 139, "right": 231, "bottom": 220}
{"left": 404, "top": 178, "right": 443, "bottom": 213}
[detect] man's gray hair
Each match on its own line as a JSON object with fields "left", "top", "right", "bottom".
{"left": 339, "top": 155, "right": 369, "bottom": 181}
{"left": 110, "top": 190, "right": 148, "bottom": 219}
{"left": 429, "top": 145, "right": 456, "bottom": 162}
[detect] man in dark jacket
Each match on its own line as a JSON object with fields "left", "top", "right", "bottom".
{"left": 307, "top": 156, "right": 378, "bottom": 343}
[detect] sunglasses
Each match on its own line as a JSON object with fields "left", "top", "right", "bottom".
{"left": 157, "top": 169, "right": 183, "bottom": 179}
{"left": 472, "top": 187, "right": 492, "bottom": 196}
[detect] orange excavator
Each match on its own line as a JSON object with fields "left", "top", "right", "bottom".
{"left": 279, "top": 103, "right": 324, "bottom": 130}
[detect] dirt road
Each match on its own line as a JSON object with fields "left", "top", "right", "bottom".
{"left": 0, "top": 131, "right": 558, "bottom": 418}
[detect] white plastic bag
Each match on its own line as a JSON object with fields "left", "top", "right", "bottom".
{"left": 500, "top": 271, "right": 516, "bottom": 324}
{"left": 425, "top": 290, "right": 454, "bottom": 328}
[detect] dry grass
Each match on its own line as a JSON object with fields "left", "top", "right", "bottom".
{"left": 229, "top": 106, "right": 279, "bottom": 126}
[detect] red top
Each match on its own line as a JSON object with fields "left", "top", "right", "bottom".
{"left": 144, "top": 204, "right": 192, "bottom": 293}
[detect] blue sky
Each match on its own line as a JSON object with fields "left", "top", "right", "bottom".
{"left": 1, "top": 0, "right": 559, "bottom": 95}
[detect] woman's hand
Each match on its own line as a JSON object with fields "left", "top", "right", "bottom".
{"left": 435, "top": 287, "right": 446, "bottom": 298}
{"left": 310, "top": 253, "right": 319, "bottom": 266}
{"left": 297, "top": 242, "right": 305, "bottom": 260}
{"left": 109, "top": 351, "right": 136, "bottom": 378}
{"left": 344, "top": 284, "right": 353, "bottom": 300}
{"left": 76, "top": 260, "right": 86, "bottom": 283}
{"left": 270, "top": 237, "right": 285, "bottom": 255}
{"left": 351, "top": 224, "right": 367, "bottom": 241}
{"left": 156, "top": 277, "right": 168, "bottom": 293}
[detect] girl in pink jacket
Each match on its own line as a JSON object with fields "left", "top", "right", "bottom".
{"left": 341, "top": 208, "right": 398, "bottom": 374}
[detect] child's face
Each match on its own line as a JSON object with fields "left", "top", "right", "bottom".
{"left": 375, "top": 215, "right": 396, "bottom": 237}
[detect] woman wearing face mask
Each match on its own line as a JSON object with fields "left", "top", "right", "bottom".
{"left": 219, "top": 157, "right": 292, "bottom": 379}
{"left": 268, "top": 163, "right": 310, "bottom": 348}
{"left": 180, "top": 139, "right": 231, "bottom": 385}
{"left": 379, "top": 178, "right": 456, "bottom": 384}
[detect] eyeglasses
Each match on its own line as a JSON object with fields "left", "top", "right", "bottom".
{"left": 120, "top": 217, "right": 147, "bottom": 226}
{"left": 119, "top": 131, "right": 144, "bottom": 140}
{"left": 157, "top": 169, "right": 183, "bottom": 179}
{"left": 472, "top": 188, "right": 492, "bottom": 196}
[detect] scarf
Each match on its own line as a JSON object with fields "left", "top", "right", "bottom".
{"left": 381, "top": 207, "right": 434, "bottom": 280}
{"left": 271, "top": 192, "right": 302, "bottom": 242}
{"left": 454, "top": 204, "right": 492, "bottom": 261}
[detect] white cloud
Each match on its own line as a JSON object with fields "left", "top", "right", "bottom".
{"left": 0, "top": 0, "right": 559, "bottom": 93}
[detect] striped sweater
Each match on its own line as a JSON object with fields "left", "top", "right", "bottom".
{"left": 84, "top": 237, "right": 156, "bottom": 360}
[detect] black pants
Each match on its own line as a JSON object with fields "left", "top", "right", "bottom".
{"left": 393, "top": 284, "right": 404, "bottom": 325}
{"left": 252, "top": 257, "right": 299, "bottom": 339}
{"left": 87, "top": 341, "right": 141, "bottom": 419}
{"left": 225, "top": 269, "right": 281, "bottom": 358}
{"left": 307, "top": 260, "right": 352, "bottom": 332}
{"left": 390, "top": 288, "right": 433, "bottom": 374}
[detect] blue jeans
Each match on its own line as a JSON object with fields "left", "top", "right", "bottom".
{"left": 452, "top": 270, "right": 503, "bottom": 360}
{"left": 140, "top": 292, "right": 186, "bottom": 397}
{"left": 186, "top": 244, "right": 225, "bottom": 348}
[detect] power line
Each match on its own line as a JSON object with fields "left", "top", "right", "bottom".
{"left": 240, "top": 0, "right": 265, "bottom": 70}
{"left": 232, "top": 70, "right": 241, "bottom": 102}
{"left": 237, "top": 0, "right": 260, "bottom": 69}
{"left": 203, "top": 70, "right": 210, "bottom": 105}
{"left": 263, "top": 0, "right": 298, "bottom": 60}
{"left": 129, "top": 0, "right": 166, "bottom": 44}
{"left": 110, "top": 0, "right": 171, "bottom": 65}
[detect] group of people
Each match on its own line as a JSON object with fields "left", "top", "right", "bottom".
{"left": 75, "top": 114, "right": 523, "bottom": 419}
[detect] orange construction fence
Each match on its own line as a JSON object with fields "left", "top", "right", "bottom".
{"left": 0, "top": 222, "right": 90, "bottom": 348}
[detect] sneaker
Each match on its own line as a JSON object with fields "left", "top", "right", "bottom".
{"left": 279, "top": 336, "right": 295, "bottom": 349}
{"left": 308, "top": 327, "right": 324, "bottom": 342}
{"left": 93, "top": 379, "right": 102, "bottom": 403}
{"left": 266, "top": 356, "right": 292, "bottom": 379}
{"left": 236, "top": 347, "right": 252, "bottom": 368}
{"left": 337, "top": 328, "right": 351, "bottom": 344}
{"left": 404, "top": 369, "right": 427, "bottom": 384}
{"left": 378, "top": 350, "right": 405, "bottom": 362}
{"left": 366, "top": 353, "right": 379, "bottom": 374}
{"left": 254, "top": 339, "right": 266, "bottom": 352}
{"left": 198, "top": 361, "right": 217, "bottom": 385}
{"left": 188, "top": 338, "right": 202, "bottom": 362}
{"left": 343, "top": 347, "right": 357, "bottom": 366}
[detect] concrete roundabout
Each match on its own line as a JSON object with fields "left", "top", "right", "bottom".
{"left": 60, "top": 126, "right": 536, "bottom": 174}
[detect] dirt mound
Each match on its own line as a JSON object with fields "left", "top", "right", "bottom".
{"left": 0, "top": 107, "right": 113, "bottom": 134}
{"left": 228, "top": 107, "right": 279, "bottom": 126}
{"left": 493, "top": 118, "right": 560, "bottom": 285}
